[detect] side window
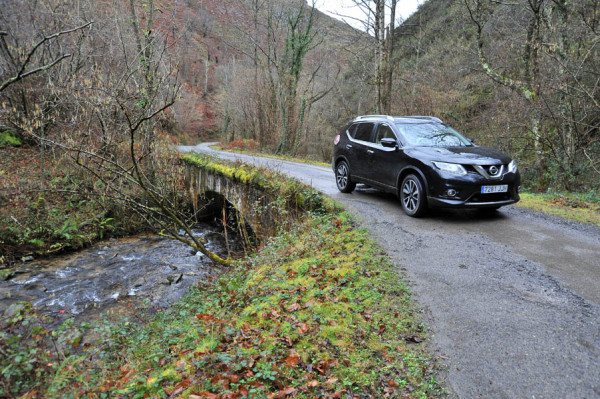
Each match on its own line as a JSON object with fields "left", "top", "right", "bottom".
{"left": 346, "top": 123, "right": 359, "bottom": 138}
{"left": 354, "top": 123, "right": 375, "bottom": 142}
{"left": 374, "top": 124, "right": 396, "bottom": 145}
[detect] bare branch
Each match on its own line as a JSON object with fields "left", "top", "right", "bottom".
{"left": 0, "top": 21, "right": 93, "bottom": 92}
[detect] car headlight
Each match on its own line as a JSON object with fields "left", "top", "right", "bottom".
{"left": 508, "top": 160, "right": 518, "bottom": 173}
{"left": 432, "top": 161, "right": 467, "bottom": 176}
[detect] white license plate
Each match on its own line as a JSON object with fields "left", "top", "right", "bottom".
{"left": 481, "top": 185, "right": 508, "bottom": 194}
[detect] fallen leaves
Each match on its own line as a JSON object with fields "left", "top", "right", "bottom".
{"left": 81, "top": 213, "right": 438, "bottom": 399}
{"left": 284, "top": 352, "right": 301, "bottom": 368}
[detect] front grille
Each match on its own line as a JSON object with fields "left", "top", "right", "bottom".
{"left": 473, "top": 164, "right": 506, "bottom": 180}
{"left": 469, "top": 193, "right": 512, "bottom": 203}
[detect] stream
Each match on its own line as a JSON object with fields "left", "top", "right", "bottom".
{"left": 0, "top": 222, "right": 237, "bottom": 324}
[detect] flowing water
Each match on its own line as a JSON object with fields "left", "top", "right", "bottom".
{"left": 0, "top": 222, "right": 237, "bottom": 323}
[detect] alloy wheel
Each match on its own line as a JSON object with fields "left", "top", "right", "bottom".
{"left": 400, "top": 174, "right": 426, "bottom": 217}
{"left": 335, "top": 161, "right": 356, "bottom": 193}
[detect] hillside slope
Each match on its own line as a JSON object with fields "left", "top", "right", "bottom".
{"left": 391, "top": 0, "right": 599, "bottom": 190}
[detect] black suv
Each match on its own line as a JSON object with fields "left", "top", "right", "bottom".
{"left": 332, "top": 115, "right": 520, "bottom": 217}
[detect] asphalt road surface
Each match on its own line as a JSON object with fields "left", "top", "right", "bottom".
{"left": 179, "top": 143, "right": 600, "bottom": 398}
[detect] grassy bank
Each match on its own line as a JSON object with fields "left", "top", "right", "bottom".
{"left": 517, "top": 192, "right": 600, "bottom": 226}
{"left": 50, "top": 213, "right": 439, "bottom": 398}
{"left": 2, "top": 156, "right": 441, "bottom": 398}
{"left": 0, "top": 146, "right": 141, "bottom": 266}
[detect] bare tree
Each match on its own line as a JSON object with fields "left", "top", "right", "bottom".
{"left": 0, "top": 22, "right": 92, "bottom": 92}
{"left": 465, "top": 0, "right": 547, "bottom": 174}
{"left": 216, "top": 0, "right": 331, "bottom": 155}
{"left": 1, "top": 0, "right": 232, "bottom": 265}
{"left": 339, "top": 0, "right": 399, "bottom": 113}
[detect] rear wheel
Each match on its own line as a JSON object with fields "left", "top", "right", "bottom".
{"left": 335, "top": 161, "right": 356, "bottom": 193}
{"left": 400, "top": 174, "right": 427, "bottom": 217}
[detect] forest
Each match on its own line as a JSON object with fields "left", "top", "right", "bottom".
{"left": 1, "top": 0, "right": 598, "bottom": 187}
{"left": 1, "top": 0, "right": 599, "bottom": 258}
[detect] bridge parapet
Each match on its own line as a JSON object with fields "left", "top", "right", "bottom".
{"left": 183, "top": 154, "right": 336, "bottom": 243}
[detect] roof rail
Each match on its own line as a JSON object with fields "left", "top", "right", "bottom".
{"left": 354, "top": 115, "right": 443, "bottom": 123}
{"left": 394, "top": 115, "right": 443, "bottom": 123}
{"left": 354, "top": 115, "right": 395, "bottom": 121}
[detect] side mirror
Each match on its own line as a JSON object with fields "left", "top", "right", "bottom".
{"left": 468, "top": 138, "right": 475, "bottom": 145}
{"left": 380, "top": 138, "right": 398, "bottom": 149}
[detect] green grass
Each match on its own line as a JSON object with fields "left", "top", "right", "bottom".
{"left": 517, "top": 192, "right": 600, "bottom": 226}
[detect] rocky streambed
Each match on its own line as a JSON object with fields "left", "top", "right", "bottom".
{"left": 0, "top": 222, "right": 237, "bottom": 323}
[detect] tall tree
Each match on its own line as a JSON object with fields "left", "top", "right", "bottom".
{"left": 217, "top": 0, "right": 330, "bottom": 155}
{"left": 344, "top": 0, "right": 399, "bottom": 113}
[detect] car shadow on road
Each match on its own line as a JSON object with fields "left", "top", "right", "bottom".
{"left": 352, "top": 184, "right": 510, "bottom": 225}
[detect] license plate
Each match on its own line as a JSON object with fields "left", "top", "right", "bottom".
{"left": 481, "top": 185, "right": 508, "bottom": 194}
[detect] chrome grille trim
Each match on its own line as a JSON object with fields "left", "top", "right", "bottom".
{"left": 473, "top": 164, "right": 505, "bottom": 180}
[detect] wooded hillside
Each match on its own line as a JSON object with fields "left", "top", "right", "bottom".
{"left": 1, "top": 0, "right": 598, "bottom": 191}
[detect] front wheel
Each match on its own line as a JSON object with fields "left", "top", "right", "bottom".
{"left": 400, "top": 174, "right": 427, "bottom": 217}
{"left": 335, "top": 161, "right": 356, "bottom": 193}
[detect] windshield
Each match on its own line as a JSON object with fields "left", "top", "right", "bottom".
{"left": 395, "top": 122, "right": 472, "bottom": 147}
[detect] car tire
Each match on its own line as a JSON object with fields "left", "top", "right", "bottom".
{"left": 335, "top": 160, "right": 356, "bottom": 193}
{"left": 400, "top": 174, "right": 427, "bottom": 217}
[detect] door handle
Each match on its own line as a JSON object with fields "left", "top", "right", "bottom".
{"left": 367, "top": 150, "right": 374, "bottom": 154}
{"left": 346, "top": 144, "right": 353, "bottom": 149}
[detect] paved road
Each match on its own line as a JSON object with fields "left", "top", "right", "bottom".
{"left": 179, "top": 143, "right": 600, "bottom": 398}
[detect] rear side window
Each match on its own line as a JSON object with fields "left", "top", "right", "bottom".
{"left": 345, "top": 123, "right": 359, "bottom": 138}
{"left": 354, "top": 123, "right": 375, "bottom": 142}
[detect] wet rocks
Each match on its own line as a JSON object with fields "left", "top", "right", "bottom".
{"left": 1, "top": 269, "right": 15, "bottom": 281}
{"left": 167, "top": 273, "right": 183, "bottom": 285}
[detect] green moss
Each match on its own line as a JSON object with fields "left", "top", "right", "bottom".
{"left": 0, "top": 129, "right": 22, "bottom": 147}
{"left": 181, "top": 153, "right": 340, "bottom": 215}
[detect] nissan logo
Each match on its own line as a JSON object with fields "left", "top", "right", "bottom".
{"left": 489, "top": 166, "right": 499, "bottom": 175}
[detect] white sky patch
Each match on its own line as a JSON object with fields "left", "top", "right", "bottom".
{"left": 314, "top": 0, "right": 422, "bottom": 31}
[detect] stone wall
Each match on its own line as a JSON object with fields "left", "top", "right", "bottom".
{"left": 186, "top": 165, "right": 297, "bottom": 242}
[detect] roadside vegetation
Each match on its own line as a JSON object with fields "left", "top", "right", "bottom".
{"left": 517, "top": 191, "right": 600, "bottom": 227}
{"left": 1, "top": 157, "right": 442, "bottom": 398}
{"left": 213, "top": 140, "right": 330, "bottom": 167}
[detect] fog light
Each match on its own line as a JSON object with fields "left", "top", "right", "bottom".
{"left": 446, "top": 189, "right": 458, "bottom": 197}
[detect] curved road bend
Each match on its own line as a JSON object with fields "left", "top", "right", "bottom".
{"left": 179, "top": 143, "right": 600, "bottom": 398}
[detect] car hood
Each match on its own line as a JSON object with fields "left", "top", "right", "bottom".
{"left": 405, "top": 146, "right": 512, "bottom": 165}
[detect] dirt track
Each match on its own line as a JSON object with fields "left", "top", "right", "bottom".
{"left": 179, "top": 144, "right": 600, "bottom": 398}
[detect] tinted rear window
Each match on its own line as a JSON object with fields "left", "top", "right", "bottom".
{"left": 345, "top": 123, "right": 358, "bottom": 138}
{"left": 354, "top": 123, "right": 374, "bottom": 142}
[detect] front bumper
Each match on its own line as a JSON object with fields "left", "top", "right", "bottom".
{"left": 425, "top": 169, "right": 521, "bottom": 209}
{"left": 428, "top": 196, "right": 519, "bottom": 209}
